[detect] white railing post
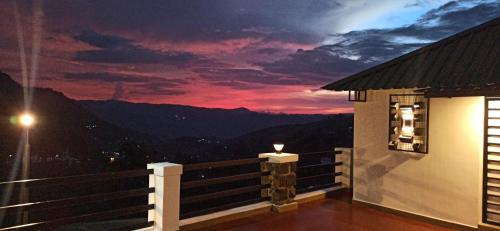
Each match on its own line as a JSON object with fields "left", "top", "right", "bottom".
{"left": 148, "top": 162, "right": 183, "bottom": 231}
{"left": 334, "top": 148, "right": 352, "bottom": 189}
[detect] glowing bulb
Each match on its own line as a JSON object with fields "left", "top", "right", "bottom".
{"left": 19, "top": 113, "right": 35, "bottom": 127}
{"left": 401, "top": 113, "right": 414, "bottom": 120}
{"left": 401, "top": 126, "right": 414, "bottom": 134}
{"left": 273, "top": 143, "right": 284, "bottom": 154}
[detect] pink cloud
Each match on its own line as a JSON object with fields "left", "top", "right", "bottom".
{"left": 0, "top": 1, "right": 353, "bottom": 115}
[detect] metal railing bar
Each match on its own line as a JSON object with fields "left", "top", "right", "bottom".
{"left": 0, "top": 187, "right": 154, "bottom": 213}
{"left": 298, "top": 162, "right": 343, "bottom": 170}
{"left": 297, "top": 182, "right": 342, "bottom": 194}
{"left": 297, "top": 172, "right": 342, "bottom": 181}
{"left": 183, "top": 158, "right": 262, "bottom": 172}
{"left": 181, "top": 172, "right": 261, "bottom": 190}
{"left": 304, "top": 150, "right": 342, "bottom": 155}
{"left": 0, "top": 169, "right": 153, "bottom": 188}
{"left": 181, "top": 185, "right": 266, "bottom": 205}
{"left": 0, "top": 204, "right": 154, "bottom": 231}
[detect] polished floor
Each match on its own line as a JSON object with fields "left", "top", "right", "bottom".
{"left": 202, "top": 192, "right": 454, "bottom": 231}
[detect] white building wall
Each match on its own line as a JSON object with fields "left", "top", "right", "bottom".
{"left": 353, "top": 89, "right": 484, "bottom": 227}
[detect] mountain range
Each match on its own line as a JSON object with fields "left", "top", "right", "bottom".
{"left": 79, "top": 100, "right": 329, "bottom": 139}
{"left": 0, "top": 72, "right": 149, "bottom": 162}
{"left": 0, "top": 71, "right": 353, "bottom": 177}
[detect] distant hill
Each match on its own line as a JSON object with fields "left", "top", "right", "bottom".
{"left": 80, "top": 100, "right": 330, "bottom": 139}
{"left": 159, "top": 115, "right": 353, "bottom": 163}
{"left": 227, "top": 114, "right": 353, "bottom": 155}
{"left": 0, "top": 72, "right": 153, "bottom": 163}
{"left": 0, "top": 71, "right": 353, "bottom": 178}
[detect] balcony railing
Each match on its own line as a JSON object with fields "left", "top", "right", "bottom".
{"left": 180, "top": 157, "right": 270, "bottom": 219}
{"left": 297, "top": 150, "right": 343, "bottom": 193}
{"left": 0, "top": 169, "right": 154, "bottom": 231}
{"left": 0, "top": 147, "right": 352, "bottom": 231}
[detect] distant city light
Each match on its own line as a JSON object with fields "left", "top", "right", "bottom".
{"left": 19, "top": 113, "right": 35, "bottom": 127}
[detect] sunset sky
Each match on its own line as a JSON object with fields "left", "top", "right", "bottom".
{"left": 1, "top": 0, "right": 499, "bottom": 114}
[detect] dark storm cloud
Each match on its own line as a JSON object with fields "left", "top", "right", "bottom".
{"left": 74, "top": 49, "right": 199, "bottom": 64}
{"left": 258, "top": 47, "right": 374, "bottom": 78}
{"left": 257, "top": 36, "right": 426, "bottom": 78}
{"left": 63, "top": 72, "right": 187, "bottom": 98}
{"left": 259, "top": 0, "right": 500, "bottom": 82}
{"left": 112, "top": 82, "right": 185, "bottom": 100}
{"left": 43, "top": 0, "right": 342, "bottom": 43}
{"left": 62, "top": 72, "right": 188, "bottom": 86}
{"left": 256, "top": 48, "right": 288, "bottom": 55}
{"left": 73, "top": 30, "right": 132, "bottom": 49}
{"left": 72, "top": 30, "right": 214, "bottom": 65}
{"left": 195, "top": 67, "right": 311, "bottom": 88}
{"left": 211, "top": 80, "right": 265, "bottom": 90}
{"left": 129, "top": 83, "right": 185, "bottom": 96}
{"left": 64, "top": 72, "right": 146, "bottom": 83}
{"left": 390, "top": 1, "right": 500, "bottom": 40}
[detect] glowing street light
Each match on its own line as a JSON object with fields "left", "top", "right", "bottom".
{"left": 16, "top": 112, "right": 35, "bottom": 224}
{"left": 19, "top": 113, "right": 35, "bottom": 127}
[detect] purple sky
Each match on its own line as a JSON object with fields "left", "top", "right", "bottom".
{"left": 1, "top": 0, "right": 499, "bottom": 114}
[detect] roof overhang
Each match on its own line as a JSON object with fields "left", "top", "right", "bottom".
{"left": 321, "top": 17, "right": 500, "bottom": 94}
{"left": 422, "top": 87, "right": 500, "bottom": 98}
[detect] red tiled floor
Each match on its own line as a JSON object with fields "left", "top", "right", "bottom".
{"left": 201, "top": 193, "right": 455, "bottom": 231}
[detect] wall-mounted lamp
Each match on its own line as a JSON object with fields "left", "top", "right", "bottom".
{"left": 389, "top": 95, "right": 428, "bottom": 153}
{"left": 273, "top": 143, "right": 284, "bottom": 154}
{"left": 399, "top": 106, "right": 414, "bottom": 143}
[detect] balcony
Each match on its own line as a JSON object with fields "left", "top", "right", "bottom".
{"left": 196, "top": 191, "right": 454, "bottom": 231}
{"left": 0, "top": 147, "right": 457, "bottom": 231}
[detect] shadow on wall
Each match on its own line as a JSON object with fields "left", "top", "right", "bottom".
{"left": 354, "top": 148, "right": 423, "bottom": 203}
{"left": 353, "top": 148, "right": 469, "bottom": 221}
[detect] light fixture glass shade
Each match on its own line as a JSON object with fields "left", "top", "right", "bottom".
{"left": 273, "top": 143, "right": 284, "bottom": 154}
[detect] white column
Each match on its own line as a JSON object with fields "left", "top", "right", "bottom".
{"left": 148, "top": 162, "right": 183, "bottom": 231}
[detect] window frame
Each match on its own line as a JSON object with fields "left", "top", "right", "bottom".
{"left": 348, "top": 90, "right": 367, "bottom": 102}
{"left": 387, "top": 94, "right": 429, "bottom": 154}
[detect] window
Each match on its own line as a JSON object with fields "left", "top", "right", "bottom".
{"left": 388, "top": 94, "right": 428, "bottom": 153}
{"left": 348, "top": 90, "right": 367, "bottom": 102}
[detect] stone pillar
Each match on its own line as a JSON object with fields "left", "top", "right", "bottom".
{"left": 148, "top": 162, "right": 183, "bottom": 231}
{"left": 259, "top": 153, "right": 299, "bottom": 213}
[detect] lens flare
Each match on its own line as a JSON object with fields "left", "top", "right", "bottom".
{"left": 9, "top": 116, "right": 17, "bottom": 125}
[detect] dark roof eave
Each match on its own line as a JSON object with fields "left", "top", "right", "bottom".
{"left": 423, "top": 86, "right": 500, "bottom": 98}
{"left": 322, "top": 17, "right": 500, "bottom": 92}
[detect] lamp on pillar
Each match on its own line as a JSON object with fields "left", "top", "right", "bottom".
{"left": 258, "top": 148, "right": 299, "bottom": 213}
{"left": 273, "top": 142, "right": 284, "bottom": 154}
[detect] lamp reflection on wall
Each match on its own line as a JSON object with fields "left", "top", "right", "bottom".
{"left": 273, "top": 143, "right": 284, "bottom": 154}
